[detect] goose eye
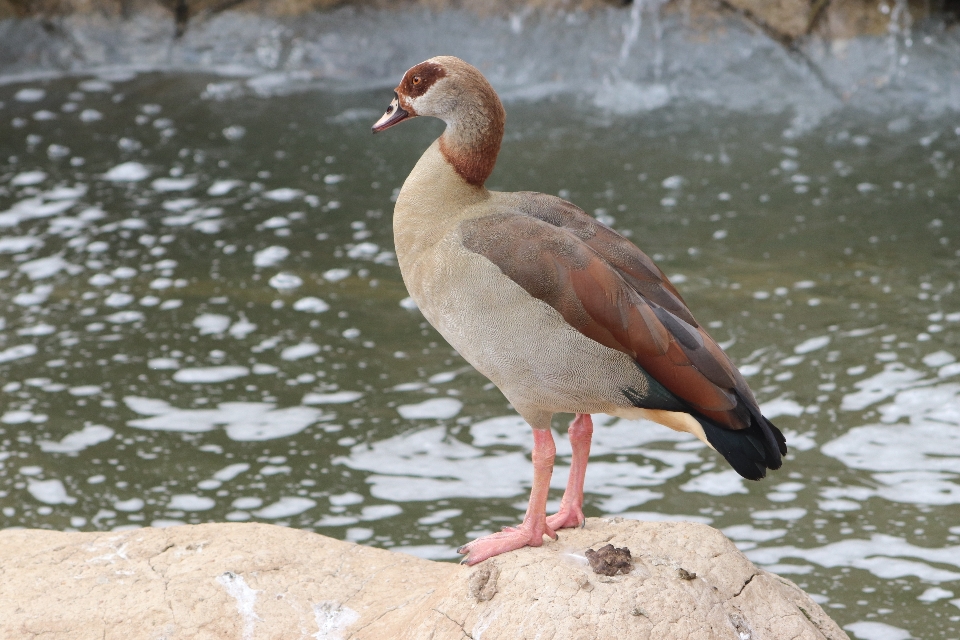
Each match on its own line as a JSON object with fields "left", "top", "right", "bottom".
{"left": 412, "top": 76, "right": 422, "bottom": 85}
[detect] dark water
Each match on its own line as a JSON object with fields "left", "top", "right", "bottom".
{"left": 0, "top": 71, "right": 958, "bottom": 640}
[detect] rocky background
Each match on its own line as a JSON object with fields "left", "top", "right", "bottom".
{"left": 0, "top": 0, "right": 957, "bottom": 44}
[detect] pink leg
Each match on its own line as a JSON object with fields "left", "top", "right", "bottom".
{"left": 458, "top": 428, "right": 557, "bottom": 565}
{"left": 546, "top": 414, "right": 593, "bottom": 531}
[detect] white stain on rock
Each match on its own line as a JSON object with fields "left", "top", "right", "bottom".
{"left": 217, "top": 571, "right": 260, "bottom": 640}
{"left": 313, "top": 601, "right": 359, "bottom": 640}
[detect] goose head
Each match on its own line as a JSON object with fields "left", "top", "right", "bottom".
{"left": 373, "top": 56, "right": 505, "bottom": 187}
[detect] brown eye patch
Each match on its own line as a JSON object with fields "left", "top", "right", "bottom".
{"left": 402, "top": 62, "right": 446, "bottom": 98}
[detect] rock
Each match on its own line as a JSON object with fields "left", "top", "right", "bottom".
{"left": 722, "top": 0, "right": 817, "bottom": 39}
{"left": 0, "top": 518, "right": 848, "bottom": 639}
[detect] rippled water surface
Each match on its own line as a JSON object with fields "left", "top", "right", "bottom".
{"left": 1, "top": 71, "right": 959, "bottom": 639}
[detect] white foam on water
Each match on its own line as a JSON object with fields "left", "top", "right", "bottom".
{"left": 193, "top": 313, "right": 231, "bottom": 335}
{"left": 11, "top": 170, "right": 47, "bottom": 185}
{"left": 173, "top": 366, "right": 249, "bottom": 383}
{"left": 0, "top": 236, "right": 43, "bottom": 253}
{"left": 0, "top": 344, "right": 37, "bottom": 363}
{"left": 125, "top": 396, "right": 324, "bottom": 441}
{"left": 14, "top": 88, "right": 45, "bottom": 102}
{"left": 397, "top": 398, "right": 463, "bottom": 420}
{"left": 595, "top": 488, "right": 663, "bottom": 513}
{"left": 38, "top": 424, "right": 114, "bottom": 453}
{"left": 823, "top": 421, "right": 960, "bottom": 475}
{"left": 302, "top": 391, "right": 362, "bottom": 404}
{"left": 588, "top": 417, "right": 694, "bottom": 455}
{"left": 0, "top": 197, "right": 75, "bottom": 227}
{"left": 794, "top": 335, "right": 830, "bottom": 354}
{"left": 114, "top": 498, "right": 144, "bottom": 512}
{"left": 750, "top": 508, "right": 807, "bottom": 521}
{"left": 917, "top": 586, "right": 954, "bottom": 602}
{"left": 338, "top": 426, "right": 530, "bottom": 501}
{"left": 722, "top": 524, "right": 788, "bottom": 542}
{"left": 28, "top": 478, "right": 76, "bottom": 504}
{"left": 428, "top": 371, "right": 458, "bottom": 384}
{"left": 102, "top": 161, "right": 150, "bottom": 182}
{"left": 161, "top": 206, "right": 222, "bottom": 227}
{"left": 845, "top": 621, "right": 913, "bottom": 640}
{"left": 17, "top": 323, "right": 55, "bottom": 336}
{"left": 151, "top": 177, "right": 197, "bottom": 191}
{"left": 104, "top": 310, "right": 144, "bottom": 324}
{"left": 346, "top": 242, "right": 379, "bottom": 260}
{"left": 162, "top": 198, "right": 198, "bottom": 212}
{"left": 680, "top": 470, "right": 748, "bottom": 496}
{"left": 418, "top": 508, "right": 463, "bottom": 525}
{"left": 593, "top": 81, "right": 670, "bottom": 114}
{"left": 252, "top": 497, "right": 316, "bottom": 519}
{"left": 359, "top": 504, "right": 402, "bottom": 520}
{"left": 2, "top": 410, "right": 34, "bottom": 424}
{"left": 748, "top": 534, "right": 960, "bottom": 582}
{"left": 228, "top": 318, "right": 257, "bottom": 339}
{"left": 69, "top": 385, "right": 102, "bottom": 396}
{"left": 922, "top": 350, "right": 955, "bottom": 368}
{"left": 759, "top": 397, "right": 805, "bottom": 418}
{"left": 329, "top": 492, "right": 363, "bottom": 506}
{"left": 841, "top": 363, "right": 926, "bottom": 411}
{"left": 79, "top": 108, "right": 102, "bottom": 122}
{"left": 104, "top": 292, "right": 134, "bottom": 307}
{"left": 293, "top": 297, "right": 330, "bottom": 313}
{"left": 213, "top": 463, "right": 250, "bottom": 481}
{"left": 268, "top": 272, "right": 302, "bottom": 290}
{"left": 253, "top": 245, "right": 289, "bottom": 267}
{"left": 262, "top": 187, "right": 303, "bottom": 201}
{"left": 280, "top": 342, "right": 320, "bottom": 361}
{"left": 168, "top": 494, "right": 215, "bottom": 510}
{"left": 322, "top": 268, "right": 350, "bottom": 282}
{"left": 148, "top": 358, "right": 179, "bottom": 370}
{"left": 19, "top": 255, "right": 73, "bottom": 280}
{"left": 232, "top": 497, "right": 262, "bottom": 510}
{"left": 208, "top": 179, "right": 243, "bottom": 195}
{"left": 469, "top": 415, "right": 534, "bottom": 448}
{"left": 824, "top": 380, "right": 960, "bottom": 506}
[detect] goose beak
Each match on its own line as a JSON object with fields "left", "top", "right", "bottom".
{"left": 372, "top": 95, "right": 410, "bottom": 133}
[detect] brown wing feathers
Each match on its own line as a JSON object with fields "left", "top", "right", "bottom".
{"left": 461, "top": 206, "right": 752, "bottom": 427}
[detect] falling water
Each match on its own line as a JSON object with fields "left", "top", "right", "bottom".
{"left": 651, "top": 0, "right": 665, "bottom": 81}
{"left": 884, "top": 0, "right": 914, "bottom": 80}
{"left": 618, "top": 0, "right": 644, "bottom": 70}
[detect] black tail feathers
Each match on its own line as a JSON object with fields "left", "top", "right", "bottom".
{"left": 697, "top": 412, "right": 787, "bottom": 481}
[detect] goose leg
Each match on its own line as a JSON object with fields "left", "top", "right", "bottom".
{"left": 458, "top": 427, "right": 557, "bottom": 565}
{"left": 546, "top": 413, "right": 593, "bottom": 531}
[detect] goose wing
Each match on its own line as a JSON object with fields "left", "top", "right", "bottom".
{"left": 460, "top": 192, "right": 760, "bottom": 432}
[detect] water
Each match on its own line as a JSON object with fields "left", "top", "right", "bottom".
{"left": 2, "top": 12, "right": 960, "bottom": 640}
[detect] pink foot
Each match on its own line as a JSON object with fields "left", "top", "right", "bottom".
{"left": 546, "top": 503, "right": 585, "bottom": 531}
{"left": 458, "top": 520, "right": 557, "bottom": 566}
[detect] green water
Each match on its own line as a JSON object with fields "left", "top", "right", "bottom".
{"left": 1, "top": 72, "right": 958, "bottom": 639}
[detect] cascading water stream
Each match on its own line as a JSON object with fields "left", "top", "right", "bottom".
{"left": 617, "top": 0, "right": 644, "bottom": 72}
{"left": 884, "top": 0, "right": 914, "bottom": 81}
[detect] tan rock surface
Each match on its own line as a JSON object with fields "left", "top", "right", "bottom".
{"left": 0, "top": 518, "right": 848, "bottom": 639}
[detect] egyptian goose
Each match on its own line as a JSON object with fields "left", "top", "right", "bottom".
{"left": 372, "top": 56, "right": 786, "bottom": 565}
